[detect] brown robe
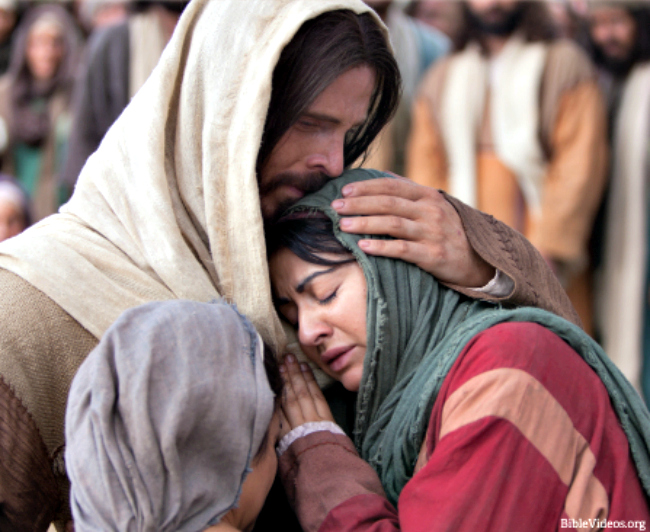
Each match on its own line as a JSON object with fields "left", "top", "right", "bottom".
{"left": 407, "top": 40, "right": 609, "bottom": 333}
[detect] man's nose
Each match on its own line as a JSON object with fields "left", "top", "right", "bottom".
{"left": 307, "top": 138, "right": 345, "bottom": 177}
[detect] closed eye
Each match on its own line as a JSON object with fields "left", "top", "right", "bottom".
{"left": 297, "top": 119, "right": 320, "bottom": 131}
{"left": 318, "top": 289, "right": 338, "bottom": 305}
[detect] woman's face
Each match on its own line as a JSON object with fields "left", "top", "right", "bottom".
{"left": 26, "top": 21, "right": 64, "bottom": 82}
{"left": 269, "top": 248, "right": 368, "bottom": 391}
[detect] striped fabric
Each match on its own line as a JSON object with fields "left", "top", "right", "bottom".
{"left": 322, "top": 322, "right": 649, "bottom": 531}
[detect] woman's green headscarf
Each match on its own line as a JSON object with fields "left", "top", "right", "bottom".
{"left": 282, "top": 168, "right": 650, "bottom": 506}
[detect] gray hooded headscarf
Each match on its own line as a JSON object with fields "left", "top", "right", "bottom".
{"left": 65, "top": 300, "right": 274, "bottom": 531}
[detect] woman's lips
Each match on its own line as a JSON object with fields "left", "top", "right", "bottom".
{"left": 321, "top": 345, "right": 355, "bottom": 373}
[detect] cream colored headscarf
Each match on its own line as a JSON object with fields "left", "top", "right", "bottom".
{"left": 0, "top": 0, "right": 382, "bottom": 354}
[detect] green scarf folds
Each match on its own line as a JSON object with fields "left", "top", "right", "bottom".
{"left": 284, "top": 168, "right": 650, "bottom": 506}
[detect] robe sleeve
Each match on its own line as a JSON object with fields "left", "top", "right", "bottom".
{"left": 441, "top": 192, "right": 581, "bottom": 327}
{"left": 532, "top": 81, "right": 608, "bottom": 269}
{"left": 0, "top": 376, "right": 59, "bottom": 532}
{"left": 278, "top": 430, "right": 395, "bottom": 532}
{"left": 283, "top": 340, "right": 572, "bottom": 532}
{"left": 406, "top": 95, "right": 448, "bottom": 190}
{"left": 296, "top": 323, "right": 647, "bottom": 531}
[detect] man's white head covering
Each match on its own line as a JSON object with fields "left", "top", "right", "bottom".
{"left": 0, "top": 0, "right": 385, "bottom": 353}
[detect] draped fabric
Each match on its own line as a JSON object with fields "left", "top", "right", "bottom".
{"left": 440, "top": 35, "right": 548, "bottom": 212}
{"left": 0, "top": 0, "right": 382, "bottom": 354}
{"left": 65, "top": 300, "right": 274, "bottom": 532}
{"left": 596, "top": 62, "right": 650, "bottom": 393}
{"left": 285, "top": 168, "right": 650, "bottom": 506}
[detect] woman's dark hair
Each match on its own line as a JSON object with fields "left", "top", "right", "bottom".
{"left": 454, "top": 1, "right": 557, "bottom": 51}
{"left": 266, "top": 213, "right": 352, "bottom": 267}
{"left": 257, "top": 10, "right": 401, "bottom": 172}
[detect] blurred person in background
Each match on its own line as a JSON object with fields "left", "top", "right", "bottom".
{"left": 545, "top": 0, "right": 588, "bottom": 40}
{"left": 407, "top": 0, "right": 608, "bottom": 333}
{"left": 0, "top": 4, "right": 80, "bottom": 221}
{"left": 0, "top": 0, "right": 17, "bottom": 75}
{"left": 587, "top": 1, "right": 650, "bottom": 401}
{"left": 75, "top": 0, "right": 130, "bottom": 34}
{"left": 406, "top": 0, "right": 463, "bottom": 41}
{"left": 361, "top": 0, "right": 449, "bottom": 175}
{"left": 60, "top": 0, "right": 187, "bottom": 190}
{"left": 0, "top": 173, "right": 30, "bottom": 241}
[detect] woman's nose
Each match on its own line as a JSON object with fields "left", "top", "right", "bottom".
{"left": 298, "top": 310, "right": 331, "bottom": 347}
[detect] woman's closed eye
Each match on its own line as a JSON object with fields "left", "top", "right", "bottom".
{"left": 317, "top": 288, "right": 338, "bottom": 305}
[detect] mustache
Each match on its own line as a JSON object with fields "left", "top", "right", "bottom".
{"left": 599, "top": 38, "right": 628, "bottom": 53}
{"left": 258, "top": 171, "right": 331, "bottom": 198}
{"left": 468, "top": 5, "right": 523, "bottom": 36}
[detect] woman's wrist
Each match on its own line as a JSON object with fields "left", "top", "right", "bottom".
{"left": 276, "top": 421, "right": 346, "bottom": 456}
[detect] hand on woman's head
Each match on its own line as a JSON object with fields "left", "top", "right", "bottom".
{"left": 331, "top": 177, "right": 495, "bottom": 287}
{"left": 279, "top": 355, "right": 335, "bottom": 437}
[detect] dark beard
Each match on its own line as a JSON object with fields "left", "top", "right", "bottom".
{"left": 466, "top": 4, "right": 524, "bottom": 37}
{"left": 594, "top": 45, "right": 636, "bottom": 77}
{"left": 259, "top": 170, "right": 331, "bottom": 224}
{"left": 602, "top": 54, "right": 635, "bottom": 76}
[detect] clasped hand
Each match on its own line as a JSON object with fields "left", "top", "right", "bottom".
{"left": 279, "top": 355, "right": 335, "bottom": 439}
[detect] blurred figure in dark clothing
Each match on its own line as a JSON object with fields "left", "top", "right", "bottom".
{"left": 587, "top": 2, "right": 650, "bottom": 113}
{"left": 588, "top": 1, "right": 650, "bottom": 402}
{"left": 75, "top": 0, "right": 130, "bottom": 35}
{"left": 0, "top": 4, "right": 81, "bottom": 221}
{"left": 60, "top": 1, "right": 188, "bottom": 190}
{"left": 360, "top": 0, "right": 449, "bottom": 175}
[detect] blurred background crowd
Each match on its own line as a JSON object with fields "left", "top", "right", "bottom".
{"left": 0, "top": 0, "right": 648, "bottom": 401}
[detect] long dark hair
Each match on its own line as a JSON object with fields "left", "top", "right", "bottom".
{"left": 266, "top": 213, "right": 352, "bottom": 267}
{"left": 454, "top": 1, "right": 557, "bottom": 51}
{"left": 257, "top": 10, "right": 401, "bottom": 172}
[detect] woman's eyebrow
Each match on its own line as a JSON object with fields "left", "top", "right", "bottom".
{"left": 297, "top": 267, "right": 337, "bottom": 293}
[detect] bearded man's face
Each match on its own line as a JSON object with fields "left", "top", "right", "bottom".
{"left": 466, "top": 0, "right": 523, "bottom": 36}
{"left": 589, "top": 6, "right": 637, "bottom": 73}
